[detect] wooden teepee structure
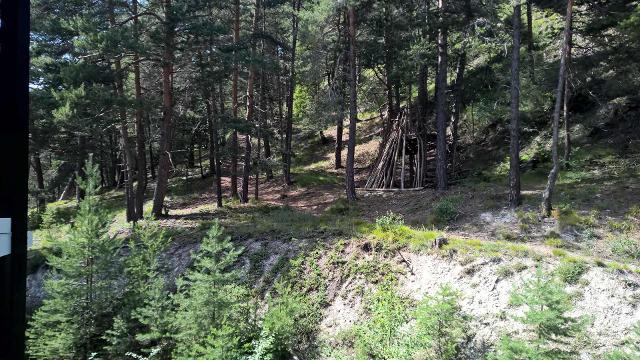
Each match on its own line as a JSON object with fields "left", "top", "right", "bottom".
{"left": 365, "top": 109, "right": 429, "bottom": 189}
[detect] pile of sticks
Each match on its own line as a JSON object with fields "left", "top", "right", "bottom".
{"left": 365, "top": 110, "right": 428, "bottom": 189}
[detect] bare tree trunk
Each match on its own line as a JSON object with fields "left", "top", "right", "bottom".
{"left": 147, "top": 114, "right": 155, "bottom": 180}
{"left": 76, "top": 135, "right": 86, "bottom": 201}
{"left": 206, "top": 92, "right": 223, "bottom": 208}
{"left": 230, "top": 0, "right": 240, "bottom": 199}
{"left": 451, "top": 52, "right": 466, "bottom": 178}
{"left": 335, "top": 13, "right": 348, "bottom": 170}
{"left": 509, "top": 1, "right": 522, "bottom": 208}
{"left": 151, "top": 0, "right": 175, "bottom": 218}
{"left": 242, "top": 0, "right": 260, "bottom": 203}
{"left": 563, "top": 18, "right": 573, "bottom": 167}
{"left": 283, "top": 0, "right": 301, "bottom": 186}
{"left": 541, "top": 0, "right": 573, "bottom": 217}
{"left": 32, "top": 152, "right": 46, "bottom": 210}
{"left": 133, "top": 0, "right": 146, "bottom": 221}
{"left": 346, "top": 6, "right": 358, "bottom": 202}
{"left": 435, "top": 0, "right": 448, "bottom": 191}
{"left": 526, "top": 0, "right": 535, "bottom": 82}
{"left": 417, "top": 63, "right": 428, "bottom": 127}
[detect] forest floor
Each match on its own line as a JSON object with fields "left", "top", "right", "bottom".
{"left": 28, "top": 114, "right": 640, "bottom": 358}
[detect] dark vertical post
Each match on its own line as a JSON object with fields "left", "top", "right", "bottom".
{"left": 0, "top": 0, "right": 30, "bottom": 358}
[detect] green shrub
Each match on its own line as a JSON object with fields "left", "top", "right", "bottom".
{"left": 41, "top": 200, "right": 77, "bottom": 228}
{"left": 544, "top": 237, "right": 565, "bottom": 248}
{"left": 326, "top": 198, "right": 352, "bottom": 215}
{"left": 610, "top": 236, "right": 640, "bottom": 260}
{"left": 354, "top": 286, "right": 413, "bottom": 359}
{"left": 497, "top": 262, "right": 529, "bottom": 278}
{"left": 28, "top": 208, "right": 43, "bottom": 230}
{"left": 555, "top": 257, "right": 589, "bottom": 284}
{"left": 172, "top": 222, "right": 257, "bottom": 360}
{"left": 494, "top": 269, "right": 587, "bottom": 359}
{"left": 429, "top": 196, "right": 462, "bottom": 225}
{"left": 605, "top": 322, "right": 640, "bottom": 359}
{"left": 375, "top": 211, "right": 405, "bottom": 231}
{"left": 27, "top": 158, "right": 122, "bottom": 359}
{"left": 552, "top": 248, "right": 567, "bottom": 257}
{"left": 250, "top": 284, "right": 320, "bottom": 359}
{"left": 412, "top": 285, "right": 469, "bottom": 360}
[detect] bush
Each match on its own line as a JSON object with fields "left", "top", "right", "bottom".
{"left": 27, "top": 157, "right": 122, "bottom": 359}
{"left": 429, "top": 196, "right": 462, "bottom": 225}
{"left": 354, "top": 286, "right": 413, "bottom": 359}
{"left": 28, "top": 208, "right": 43, "bottom": 230}
{"left": 555, "top": 257, "right": 589, "bottom": 284}
{"left": 606, "top": 322, "right": 640, "bottom": 359}
{"left": 41, "top": 200, "right": 77, "bottom": 228}
{"left": 250, "top": 284, "right": 320, "bottom": 359}
{"left": 172, "top": 222, "right": 257, "bottom": 359}
{"left": 610, "top": 236, "right": 640, "bottom": 260}
{"left": 413, "top": 285, "right": 469, "bottom": 360}
{"left": 544, "top": 237, "right": 565, "bottom": 248}
{"left": 494, "top": 269, "right": 587, "bottom": 359}
{"left": 375, "top": 211, "right": 405, "bottom": 231}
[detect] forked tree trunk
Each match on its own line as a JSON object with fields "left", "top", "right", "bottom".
{"left": 542, "top": 0, "right": 573, "bottom": 216}
{"left": 435, "top": 0, "right": 448, "bottom": 191}
{"left": 509, "top": 1, "right": 522, "bottom": 208}
{"left": 346, "top": 6, "right": 358, "bottom": 202}
{"left": 151, "top": 0, "right": 175, "bottom": 218}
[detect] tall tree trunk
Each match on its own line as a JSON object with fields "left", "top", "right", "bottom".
{"left": 451, "top": 52, "right": 466, "bottom": 178}
{"left": 283, "top": 0, "right": 301, "bottom": 186}
{"left": 108, "top": 0, "right": 136, "bottom": 222}
{"left": 32, "top": 152, "right": 46, "bottom": 210}
{"left": 230, "top": 0, "right": 240, "bottom": 199}
{"left": 526, "top": 0, "right": 535, "bottom": 82}
{"left": 335, "top": 13, "right": 348, "bottom": 170}
{"left": 151, "top": 0, "right": 175, "bottom": 218}
{"left": 417, "top": 63, "right": 428, "bottom": 127}
{"left": 563, "top": 16, "right": 573, "bottom": 167}
{"left": 133, "top": 0, "right": 146, "bottom": 221}
{"left": 346, "top": 6, "right": 358, "bottom": 202}
{"left": 383, "top": 4, "right": 396, "bottom": 122}
{"left": 242, "top": 0, "right": 260, "bottom": 203}
{"left": 206, "top": 92, "right": 223, "bottom": 208}
{"left": 509, "top": 1, "right": 522, "bottom": 208}
{"left": 76, "top": 135, "right": 86, "bottom": 201}
{"left": 435, "top": 0, "right": 448, "bottom": 191}
{"left": 147, "top": 114, "right": 155, "bottom": 180}
{"left": 264, "top": 133, "right": 273, "bottom": 179}
{"left": 541, "top": 0, "right": 573, "bottom": 217}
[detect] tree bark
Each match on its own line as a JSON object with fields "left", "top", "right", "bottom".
{"left": 451, "top": 52, "right": 466, "bottom": 178}
{"left": 242, "top": 0, "right": 260, "bottom": 203}
{"left": 151, "top": 0, "right": 175, "bottom": 218}
{"left": 206, "top": 92, "right": 223, "bottom": 208}
{"left": 32, "top": 152, "right": 46, "bottom": 210}
{"left": 541, "top": 0, "right": 573, "bottom": 217}
{"left": 282, "top": 0, "right": 301, "bottom": 186}
{"left": 563, "top": 15, "right": 573, "bottom": 167}
{"left": 230, "top": 0, "right": 240, "bottom": 199}
{"left": 76, "top": 135, "right": 86, "bottom": 201}
{"left": 346, "top": 6, "right": 358, "bottom": 202}
{"left": 435, "top": 0, "right": 448, "bottom": 191}
{"left": 509, "top": 1, "right": 522, "bottom": 208}
{"left": 526, "top": 0, "right": 535, "bottom": 82}
{"left": 133, "top": 0, "right": 146, "bottom": 221}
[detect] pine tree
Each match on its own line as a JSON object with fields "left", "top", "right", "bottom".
{"left": 27, "top": 157, "right": 123, "bottom": 359}
{"left": 494, "top": 269, "right": 587, "bottom": 359}
{"left": 171, "top": 222, "right": 257, "bottom": 359}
